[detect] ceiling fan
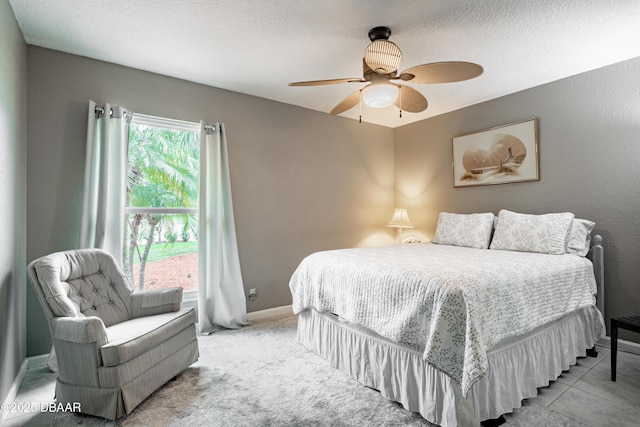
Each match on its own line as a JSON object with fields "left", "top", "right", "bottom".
{"left": 289, "top": 26, "right": 483, "bottom": 118}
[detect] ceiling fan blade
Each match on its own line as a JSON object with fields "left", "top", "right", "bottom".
{"left": 395, "top": 85, "right": 428, "bottom": 113}
{"left": 330, "top": 91, "right": 362, "bottom": 115}
{"left": 363, "top": 59, "right": 377, "bottom": 81}
{"left": 289, "top": 78, "right": 365, "bottom": 87}
{"left": 398, "top": 62, "right": 483, "bottom": 84}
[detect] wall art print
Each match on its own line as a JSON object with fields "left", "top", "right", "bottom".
{"left": 452, "top": 118, "right": 539, "bottom": 188}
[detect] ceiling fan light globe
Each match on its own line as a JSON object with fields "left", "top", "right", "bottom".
{"left": 362, "top": 83, "right": 399, "bottom": 108}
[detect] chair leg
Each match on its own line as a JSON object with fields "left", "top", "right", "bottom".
{"left": 611, "top": 320, "right": 618, "bottom": 382}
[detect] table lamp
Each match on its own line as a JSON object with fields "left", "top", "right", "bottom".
{"left": 387, "top": 208, "right": 415, "bottom": 243}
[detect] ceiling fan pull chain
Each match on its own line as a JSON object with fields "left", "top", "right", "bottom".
{"left": 359, "top": 90, "right": 363, "bottom": 123}
{"left": 399, "top": 86, "right": 402, "bottom": 118}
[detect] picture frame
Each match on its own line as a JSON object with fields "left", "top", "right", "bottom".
{"left": 452, "top": 118, "right": 539, "bottom": 188}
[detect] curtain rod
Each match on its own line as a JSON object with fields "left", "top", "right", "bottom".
{"left": 94, "top": 106, "right": 216, "bottom": 132}
{"left": 94, "top": 106, "right": 126, "bottom": 118}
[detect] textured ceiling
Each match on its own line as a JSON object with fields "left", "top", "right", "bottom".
{"left": 9, "top": 0, "right": 640, "bottom": 128}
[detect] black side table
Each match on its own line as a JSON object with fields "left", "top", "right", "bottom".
{"left": 611, "top": 316, "right": 640, "bottom": 381}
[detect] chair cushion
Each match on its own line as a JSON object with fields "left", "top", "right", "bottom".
{"left": 98, "top": 327, "right": 198, "bottom": 388}
{"left": 101, "top": 308, "right": 197, "bottom": 367}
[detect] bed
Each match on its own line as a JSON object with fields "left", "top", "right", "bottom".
{"left": 289, "top": 210, "right": 606, "bottom": 427}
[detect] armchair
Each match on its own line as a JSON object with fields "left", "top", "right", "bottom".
{"left": 27, "top": 248, "right": 199, "bottom": 420}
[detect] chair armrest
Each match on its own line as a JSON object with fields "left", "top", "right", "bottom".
{"left": 131, "top": 287, "right": 183, "bottom": 318}
{"left": 50, "top": 316, "right": 108, "bottom": 344}
{"left": 49, "top": 317, "right": 108, "bottom": 387}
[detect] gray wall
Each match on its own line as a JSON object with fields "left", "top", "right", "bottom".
{"left": 0, "top": 0, "right": 28, "bottom": 408}
{"left": 26, "top": 47, "right": 395, "bottom": 356}
{"left": 394, "top": 57, "right": 640, "bottom": 344}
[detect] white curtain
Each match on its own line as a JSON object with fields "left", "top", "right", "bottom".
{"left": 43, "top": 101, "right": 130, "bottom": 373}
{"left": 198, "top": 122, "right": 248, "bottom": 333}
{"left": 79, "top": 100, "right": 130, "bottom": 260}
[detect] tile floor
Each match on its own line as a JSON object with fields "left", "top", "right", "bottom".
{"left": 3, "top": 345, "right": 640, "bottom": 426}
{"left": 520, "top": 345, "right": 640, "bottom": 426}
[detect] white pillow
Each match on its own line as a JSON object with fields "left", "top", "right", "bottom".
{"left": 489, "top": 210, "right": 574, "bottom": 255}
{"left": 565, "top": 218, "right": 595, "bottom": 256}
{"left": 432, "top": 212, "right": 495, "bottom": 249}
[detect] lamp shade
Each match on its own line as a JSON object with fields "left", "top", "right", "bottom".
{"left": 362, "top": 82, "right": 399, "bottom": 108}
{"left": 387, "top": 208, "right": 414, "bottom": 228}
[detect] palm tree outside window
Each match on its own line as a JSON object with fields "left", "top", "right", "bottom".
{"left": 123, "top": 115, "right": 200, "bottom": 301}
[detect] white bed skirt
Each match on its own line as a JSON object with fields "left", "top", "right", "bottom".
{"left": 297, "top": 306, "right": 605, "bottom": 427}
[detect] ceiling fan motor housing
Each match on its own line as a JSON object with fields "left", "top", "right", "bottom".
{"left": 365, "top": 42, "right": 402, "bottom": 74}
{"left": 364, "top": 26, "right": 402, "bottom": 74}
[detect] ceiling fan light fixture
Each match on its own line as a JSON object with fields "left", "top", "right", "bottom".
{"left": 362, "top": 82, "right": 399, "bottom": 108}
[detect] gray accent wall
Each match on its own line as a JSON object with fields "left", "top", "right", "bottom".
{"left": 25, "top": 47, "right": 395, "bottom": 356}
{"left": 0, "top": 0, "right": 27, "bottom": 408}
{"left": 394, "top": 57, "right": 640, "bottom": 344}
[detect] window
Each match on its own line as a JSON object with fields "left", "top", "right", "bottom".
{"left": 123, "top": 114, "right": 200, "bottom": 300}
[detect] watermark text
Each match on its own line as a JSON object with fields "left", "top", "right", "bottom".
{"left": 1, "top": 402, "right": 81, "bottom": 413}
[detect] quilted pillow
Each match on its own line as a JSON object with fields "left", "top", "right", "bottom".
{"left": 432, "top": 212, "right": 495, "bottom": 249}
{"left": 489, "top": 210, "right": 574, "bottom": 255}
{"left": 565, "top": 218, "right": 595, "bottom": 256}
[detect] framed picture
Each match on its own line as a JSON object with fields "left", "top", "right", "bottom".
{"left": 452, "top": 118, "right": 539, "bottom": 188}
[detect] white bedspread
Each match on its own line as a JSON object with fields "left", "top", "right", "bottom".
{"left": 289, "top": 243, "right": 597, "bottom": 396}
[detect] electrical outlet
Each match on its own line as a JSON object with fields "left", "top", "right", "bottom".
{"left": 248, "top": 288, "right": 257, "bottom": 300}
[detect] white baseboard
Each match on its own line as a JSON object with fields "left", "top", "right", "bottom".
{"left": 1, "top": 359, "right": 29, "bottom": 426}
{"left": 247, "top": 305, "right": 293, "bottom": 322}
{"left": 598, "top": 336, "right": 640, "bottom": 356}
{"left": 27, "top": 353, "right": 49, "bottom": 369}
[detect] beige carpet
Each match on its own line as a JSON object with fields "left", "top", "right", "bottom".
{"left": 53, "top": 315, "right": 583, "bottom": 426}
